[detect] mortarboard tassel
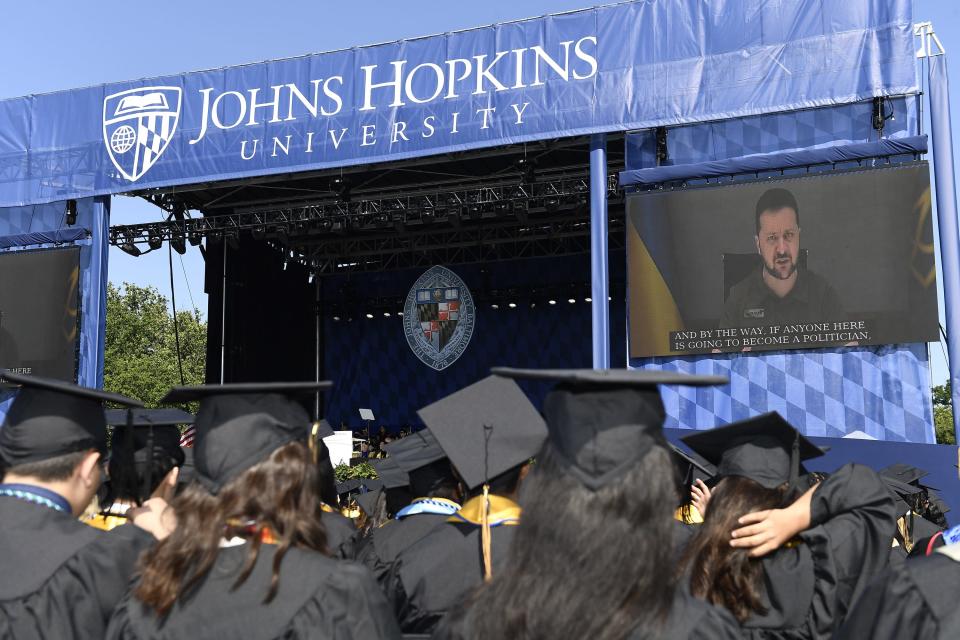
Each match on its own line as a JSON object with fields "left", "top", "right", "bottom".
{"left": 481, "top": 483, "right": 493, "bottom": 582}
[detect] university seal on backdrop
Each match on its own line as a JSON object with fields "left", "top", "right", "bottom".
{"left": 103, "top": 86, "right": 182, "bottom": 182}
{"left": 404, "top": 266, "right": 475, "bottom": 371}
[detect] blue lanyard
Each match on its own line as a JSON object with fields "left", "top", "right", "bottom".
{"left": 0, "top": 483, "right": 71, "bottom": 514}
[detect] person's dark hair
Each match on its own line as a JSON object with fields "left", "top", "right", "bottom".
{"left": 408, "top": 459, "right": 461, "bottom": 503}
{"left": 755, "top": 188, "right": 800, "bottom": 235}
{"left": 679, "top": 476, "right": 794, "bottom": 622}
{"left": 458, "top": 443, "right": 678, "bottom": 640}
{"left": 3, "top": 450, "right": 91, "bottom": 482}
{"left": 135, "top": 440, "right": 329, "bottom": 616}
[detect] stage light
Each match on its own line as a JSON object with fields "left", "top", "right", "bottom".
{"left": 383, "top": 311, "right": 391, "bottom": 317}
{"left": 147, "top": 230, "right": 163, "bottom": 251}
{"left": 530, "top": 302, "right": 536, "bottom": 309}
{"left": 584, "top": 297, "right": 592, "bottom": 302}
{"left": 319, "top": 217, "right": 333, "bottom": 231}
{"left": 422, "top": 207, "right": 435, "bottom": 219}
{"left": 251, "top": 226, "right": 267, "bottom": 240}
{"left": 365, "top": 313, "right": 374, "bottom": 319}
{"left": 516, "top": 157, "right": 536, "bottom": 184}
{"left": 171, "top": 232, "right": 187, "bottom": 255}
{"left": 65, "top": 199, "right": 77, "bottom": 226}
{"left": 333, "top": 315, "right": 341, "bottom": 322}
{"left": 120, "top": 237, "right": 141, "bottom": 257}
{"left": 398, "top": 311, "right": 404, "bottom": 317}
{"left": 188, "top": 231, "right": 203, "bottom": 247}
{"left": 308, "top": 273, "right": 315, "bottom": 284}
{"left": 567, "top": 298, "right": 576, "bottom": 304}
{"left": 548, "top": 299, "right": 556, "bottom": 305}
{"left": 545, "top": 196, "right": 560, "bottom": 211}
{"left": 508, "top": 302, "right": 517, "bottom": 309}
{"left": 491, "top": 304, "right": 499, "bottom": 310}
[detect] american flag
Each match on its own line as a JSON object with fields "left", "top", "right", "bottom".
{"left": 179, "top": 425, "right": 196, "bottom": 447}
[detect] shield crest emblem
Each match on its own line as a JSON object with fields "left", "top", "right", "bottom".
{"left": 404, "top": 266, "right": 475, "bottom": 371}
{"left": 103, "top": 86, "right": 181, "bottom": 182}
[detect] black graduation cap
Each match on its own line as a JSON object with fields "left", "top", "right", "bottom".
{"left": 382, "top": 429, "right": 446, "bottom": 473}
{"left": 417, "top": 375, "right": 547, "bottom": 491}
{"left": 670, "top": 444, "right": 717, "bottom": 488}
{"left": 362, "top": 478, "right": 384, "bottom": 491}
{"left": 105, "top": 408, "right": 189, "bottom": 504}
{"left": 681, "top": 412, "right": 824, "bottom": 489}
{"left": 314, "top": 419, "right": 335, "bottom": 440}
{"left": 105, "top": 408, "right": 194, "bottom": 427}
{"left": 0, "top": 371, "right": 142, "bottom": 466}
{"left": 159, "top": 381, "right": 331, "bottom": 494}
{"left": 881, "top": 463, "right": 931, "bottom": 487}
{"left": 371, "top": 457, "right": 409, "bottom": 489}
{"left": 492, "top": 367, "right": 725, "bottom": 490}
{"left": 355, "top": 488, "right": 383, "bottom": 517}
{"left": 336, "top": 478, "right": 362, "bottom": 496}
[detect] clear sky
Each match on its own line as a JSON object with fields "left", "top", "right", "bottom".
{"left": 1, "top": 0, "right": 957, "bottom": 383}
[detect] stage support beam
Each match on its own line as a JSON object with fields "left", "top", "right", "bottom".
{"left": 590, "top": 134, "right": 611, "bottom": 369}
{"left": 928, "top": 55, "right": 960, "bottom": 442}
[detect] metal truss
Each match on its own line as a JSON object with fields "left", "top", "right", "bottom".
{"left": 110, "top": 173, "right": 624, "bottom": 273}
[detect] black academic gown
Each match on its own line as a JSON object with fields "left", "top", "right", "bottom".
{"left": 0, "top": 496, "right": 154, "bottom": 640}
{"left": 739, "top": 464, "right": 896, "bottom": 639}
{"left": 386, "top": 512, "right": 518, "bottom": 634}
{"left": 106, "top": 543, "right": 401, "bottom": 640}
{"left": 356, "top": 512, "right": 449, "bottom": 594}
{"left": 833, "top": 547, "right": 960, "bottom": 640}
{"left": 323, "top": 509, "right": 358, "bottom": 558}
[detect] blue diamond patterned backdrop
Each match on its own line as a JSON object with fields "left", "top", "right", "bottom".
{"left": 322, "top": 255, "right": 627, "bottom": 430}
{"left": 626, "top": 98, "right": 934, "bottom": 443}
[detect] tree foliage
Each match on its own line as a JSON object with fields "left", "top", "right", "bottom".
{"left": 104, "top": 282, "right": 206, "bottom": 407}
{"left": 932, "top": 382, "right": 955, "bottom": 445}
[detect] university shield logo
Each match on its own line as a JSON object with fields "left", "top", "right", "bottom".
{"left": 102, "top": 86, "right": 181, "bottom": 182}
{"left": 404, "top": 266, "right": 475, "bottom": 371}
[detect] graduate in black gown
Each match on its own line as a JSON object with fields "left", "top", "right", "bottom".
{"left": 385, "top": 375, "right": 548, "bottom": 635}
{"left": 90, "top": 408, "right": 190, "bottom": 531}
{"left": 0, "top": 371, "right": 170, "bottom": 640}
{"left": 680, "top": 412, "right": 896, "bottom": 639}
{"left": 355, "top": 428, "right": 463, "bottom": 597}
{"left": 310, "top": 420, "right": 358, "bottom": 558}
{"left": 436, "top": 367, "right": 740, "bottom": 640}
{"left": 106, "top": 382, "right": 401, "bottom": 640}
{"left": 834, "top": 524, "right": 960, "bottom": 639}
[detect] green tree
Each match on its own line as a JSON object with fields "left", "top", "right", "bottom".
{"left": 932, "top": 382, "right": 956, "bottom": 445}
{"left": 104, "top": 282, "right": 206, "bottom": 407}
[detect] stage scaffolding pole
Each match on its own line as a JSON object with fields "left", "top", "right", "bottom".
{"left": 928, "top": 53, "right": 960, "bottom": 442}
{"left": 590, "top": 133, "right": 611, "bottom": 369}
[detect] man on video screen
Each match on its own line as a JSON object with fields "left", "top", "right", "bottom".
{"left": 719, "top": 188, "right": 845, "bottom": 329}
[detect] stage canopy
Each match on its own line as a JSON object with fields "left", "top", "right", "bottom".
{"left": 0, "top": 0, "right": 916, "bottom": 208}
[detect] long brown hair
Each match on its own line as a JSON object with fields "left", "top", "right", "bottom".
{"left": 679, "top": 476, "right": 793, "bottom": 622}
{"left": 135, "top": 441, "right": 329, "bottom": 616}
{"left": 459, "top": 443, "right": 679, "bottom": 640}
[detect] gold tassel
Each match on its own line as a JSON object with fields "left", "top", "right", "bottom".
{"left": 481, "top": 483, "right": 492, "bottom": 582}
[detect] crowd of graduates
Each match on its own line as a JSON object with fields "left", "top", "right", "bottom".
{"left": 0, "top": 366, "right": 956, "bottom": 639}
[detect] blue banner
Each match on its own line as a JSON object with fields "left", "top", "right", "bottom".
{"left": 0, "top": 0, "right": 916, "bottom": 207}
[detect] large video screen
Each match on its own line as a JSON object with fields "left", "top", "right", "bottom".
{"left": 0, "top": 247, "right": 80, "bottom": 380}
{"left": 627, "top": 163, "right": 938, "bottom": 358}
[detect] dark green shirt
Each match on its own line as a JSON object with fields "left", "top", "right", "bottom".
{"left": 719, "top": 268, "right": 845, "bottom": 329}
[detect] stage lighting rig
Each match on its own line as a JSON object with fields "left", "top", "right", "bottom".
{"left": 171, "top": 230, "right": 187, "bottom": 255}
{"left": 65, "top": 199, "right": 78, "bottom": 226}
{"left": 120, "top": 234, "right": 141, "bottom": 257}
